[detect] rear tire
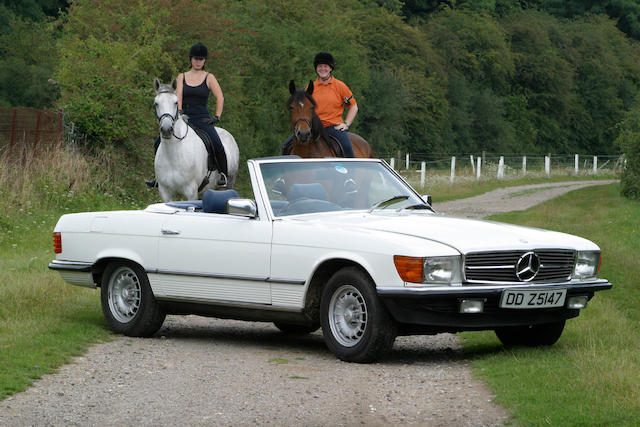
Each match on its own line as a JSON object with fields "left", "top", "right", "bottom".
{"left": 495, "top": 320, "right": 565, "bottom": 347}
{"left": 320, "top": 267, "right": 396, "bottom": 363}
{"left": 101, "top": 261, "right": 166, "bottom": 337}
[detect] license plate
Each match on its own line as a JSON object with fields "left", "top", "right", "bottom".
{"left": 500, "top": 289, "right": 567, "bottom": 309}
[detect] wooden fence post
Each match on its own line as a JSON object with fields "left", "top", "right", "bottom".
{"left": 522, "top": 156, "right": 527, "bottom": 176}
{"left": 574, "top": 154, "right": 579, "bottom": 175}
{"left": 476, "top": 156, "right": 481, "bottom": 180}
{"left": 497, "top": 156, "right": 504, "bottom": 179}
{"left": 420, "top": 162, "right": 426, "bottom": 187}
{"left": 593, "top": 156, "right": 598, "bottom": 176}
{"left": 450, "top": 156, "right": 456, "bottom": 184}
{"left": 470, "top": 154, "right": 475, "bottom": 174}
{"left": 390, "top": 158, "right": 395, "bottom": 170}
{"left": 545, "top": 156, "right": 550, "bottom": 176}
{"left": 405, "top": 153, "right": 410, "bottom": 170}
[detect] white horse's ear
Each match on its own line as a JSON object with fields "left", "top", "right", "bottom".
{"left": 307, "top": 80, "right": 314, "bottom": 96}
{"left": 154, "top": 78, "right": 160, "bottom": 92}
{"left": 289, "top": 80, "right": 296, "bottom": 95}
{"left": 171, "top": 78, "right": 177, "bottom": 91}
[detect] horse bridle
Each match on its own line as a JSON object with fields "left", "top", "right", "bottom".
{"left": 156, "top": 90, "right": 187, "bottom": 141}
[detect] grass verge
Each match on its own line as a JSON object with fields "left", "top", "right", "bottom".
{"left": 461, "top": 183, "right": 640, "bottom": 425}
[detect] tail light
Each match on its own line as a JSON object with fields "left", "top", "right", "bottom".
{"left": 53, "top": 232, "right": 62, "bottom": 254}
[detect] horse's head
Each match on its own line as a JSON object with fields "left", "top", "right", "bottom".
{"left": 154, "top": 78, "right": 179, "bottom": 139}
{"left": 288, "top": 80, "right": 318, "bottom": 143}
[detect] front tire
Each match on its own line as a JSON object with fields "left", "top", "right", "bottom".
{"left": 101, "top": 261, "right": 166, "bottom": 337}
{"left": 320, "top": 267, "right": 396, "bottom": 363}
{"left": 495, "top": 320, "right": 565, "bottom": 347}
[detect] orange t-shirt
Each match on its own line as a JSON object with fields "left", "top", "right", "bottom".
{"left": 312, "top": 77, "right": 357, "bottom": 127}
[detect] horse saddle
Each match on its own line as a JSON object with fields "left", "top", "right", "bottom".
{"left": 325, "top": 135, "right": 345, "bottom": 157}
{"left": 283, "top": 135, "right": 344, "bottom": 157}
{"left": 192, "top": 127, "right": 219, "bottom": 172}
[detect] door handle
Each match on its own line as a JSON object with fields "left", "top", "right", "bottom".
{"left": 161, "top": 228, "right": 180, "bottom": 235}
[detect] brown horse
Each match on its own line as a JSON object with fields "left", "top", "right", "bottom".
{"left": 287, "top": 80, "right": 374, "bottom": 158}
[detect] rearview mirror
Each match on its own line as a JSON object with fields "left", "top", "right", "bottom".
{"left": 421, "top": 194, "right": 432, "bottom": 206}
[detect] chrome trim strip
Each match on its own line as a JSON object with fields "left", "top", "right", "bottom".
{"left": 377, "top": 279, "right": 612, "bottom": 296}
{"left": 148, "top": 269, "right": 305, "bottom": 286}
{"left": 155, "top": 295, "right": 304, "bottom": 312}
{"left": 48, "top": 260, "right": 93, "bottom": 272}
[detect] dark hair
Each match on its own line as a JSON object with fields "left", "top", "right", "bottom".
{"left": 314, "top": 52, "right": 334, "bottom": 70}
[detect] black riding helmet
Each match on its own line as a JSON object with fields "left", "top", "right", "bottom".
{"left": 189, "top": 42, "right": 208, "bottom": 59}
{"left": 314, "top": 52, "right": 334, "bottom": 70}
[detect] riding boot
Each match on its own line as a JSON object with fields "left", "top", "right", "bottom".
{"left": 145, "top": 136, "right": 161, "bottom": 188}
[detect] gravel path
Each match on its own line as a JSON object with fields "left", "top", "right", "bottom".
{"left": 0, "top": 180, "right": 616, "bottom": 426}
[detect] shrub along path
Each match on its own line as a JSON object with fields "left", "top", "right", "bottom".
{"left": 0, "top": 180, "right": 616, "bottom": 426}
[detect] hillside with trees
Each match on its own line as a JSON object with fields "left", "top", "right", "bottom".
{"left": 2, "top": 0, "right": 640, "bottom": 195}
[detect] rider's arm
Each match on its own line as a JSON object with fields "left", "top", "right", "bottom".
{"left": 344, "top": 103, "right": 358, "bottom": 128}
{"left": 176, "top": 73, "right": 184, "bottom": 110}
{"left": 207, "top": 73, "right": 224, "bottom": 118}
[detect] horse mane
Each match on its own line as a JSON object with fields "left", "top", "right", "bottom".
{"left": 289, "top": 89, "right": 327, "bottom": 142}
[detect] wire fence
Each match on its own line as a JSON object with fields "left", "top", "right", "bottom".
{"left": 380, "top": 152, "right": 623, "bottom": 187}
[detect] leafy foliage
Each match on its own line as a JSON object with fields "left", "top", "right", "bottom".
{"left": 615, "top": 107, "right": 640, "bottom": 199}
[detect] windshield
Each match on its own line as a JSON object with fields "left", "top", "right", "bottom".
{"left": 259, "top": 160, "right": 426, "bottom": 217}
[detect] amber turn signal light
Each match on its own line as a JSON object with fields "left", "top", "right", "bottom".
{"left": 393, "top": 255, "right": 423, "bottom": 283}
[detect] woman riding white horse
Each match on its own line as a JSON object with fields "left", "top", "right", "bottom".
{"left": 153, "top": 78, "right": 239, "bottom": 202}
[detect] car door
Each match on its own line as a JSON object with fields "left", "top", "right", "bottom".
{"left": 153, "top": 212, "right": 272, "bottom": 305}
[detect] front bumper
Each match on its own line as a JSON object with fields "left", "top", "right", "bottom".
{"left": 377, "top": 279, "right": 612, "bottom": 333}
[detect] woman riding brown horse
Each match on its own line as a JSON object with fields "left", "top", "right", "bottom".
{"left": 286, "top": 80, "right": 374, "bottom": 158}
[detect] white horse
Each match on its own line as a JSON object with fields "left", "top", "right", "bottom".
{"left": 153, "top": 78, "right": 239, "bottom": 202}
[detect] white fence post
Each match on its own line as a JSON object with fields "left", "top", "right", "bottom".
{"left": 390, "top": 158, "right": 395, "bottom": 170}
{"left": 522, "top": 156, "right": 527, "bottom": 176}
{"left": 476, "top": 156, "right": 481, "bottom": 180}
{"left": 574, "top": 154, "right": 579, "bottom": 175}
{"left": 593, "top": 156, "right": 598, "bottom": 176}
{"left": 497, "top": 156, "right": 504, "bottom": 179}
{"left": 406, "top": 153, "right": 410, "bottom": 170}
{"left": 420, "top": 162, "right": 426, "bottom": 187}
{"left": 450, "top": 156, "right": 456, "bottom": 184}
{"left": 470, "top": 155, "right": 475, "bottom": 174}
{"left": 545, "top": 156, "right": 550, "bottom": 176}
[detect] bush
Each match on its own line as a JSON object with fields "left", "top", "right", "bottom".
{"left": 614, "top": 108, "right": 640, "bottom": 199}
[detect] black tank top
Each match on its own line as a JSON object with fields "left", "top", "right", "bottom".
{"left": 182, "top": 73, "right": 210, "bottom": 109}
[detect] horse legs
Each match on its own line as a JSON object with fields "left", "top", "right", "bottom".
{"left": 158, "top": 185, "right": 173, "bottom": 203}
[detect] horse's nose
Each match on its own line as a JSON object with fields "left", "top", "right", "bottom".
{"left": 159, "top": 116, "right": 173, "bottom": 137}
{"left": 295, "top": 127, "right": 311, "bottom": 142}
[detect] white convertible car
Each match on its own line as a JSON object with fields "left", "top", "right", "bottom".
{"left": 50, "top": 157, "right": 612, "bottom": 362}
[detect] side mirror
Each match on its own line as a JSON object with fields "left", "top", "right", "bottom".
{"left": 421, "top": 194, "right": 432, "bottom": 206}
{"left": 227, "top": 199, "right": 257, "bottom": 218}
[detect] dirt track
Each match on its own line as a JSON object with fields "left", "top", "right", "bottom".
{"left": 0, "top": 180, "right": 616, "bottom": 426}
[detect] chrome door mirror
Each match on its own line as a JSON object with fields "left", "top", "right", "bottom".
{"left": 227, "top": 199, "right": 257, "bottom": 218}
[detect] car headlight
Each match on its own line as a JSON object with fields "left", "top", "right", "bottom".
{"left": 394, "top": 255, "right": 462, "bottom": 286}
{"left": 572, "top": 251, "right": 600, "bottom": 280}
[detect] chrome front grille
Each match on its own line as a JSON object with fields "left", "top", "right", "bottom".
{"left": 464, "top": 249, "right": 576, "bottom": 283}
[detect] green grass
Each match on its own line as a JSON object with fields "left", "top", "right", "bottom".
{"left": 461, "top": 183, "right": 640, "bottom": 426}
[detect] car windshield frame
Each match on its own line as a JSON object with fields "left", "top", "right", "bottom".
{"left": 250, "top": 158, "right": 428, "bottom": 218}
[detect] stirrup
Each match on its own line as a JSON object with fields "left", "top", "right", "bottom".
{"left": 145, "top": 179, "right": 157, "bottom": 188}
{"left": 217, "top": 172, "right": 228, "bottom": 187}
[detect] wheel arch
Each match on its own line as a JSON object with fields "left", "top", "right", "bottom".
{"left": 303, "top": 258, "right": 375, "bottom": 325}
{"left": 92, "top": 257, "right": 145, "bottom": 287}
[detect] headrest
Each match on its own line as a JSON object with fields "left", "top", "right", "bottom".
{"left": 289, "top": 183, "right": 326, "bottom": 201}
{"left": 202, "top": 189, "right": 239, "bottom": 213}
